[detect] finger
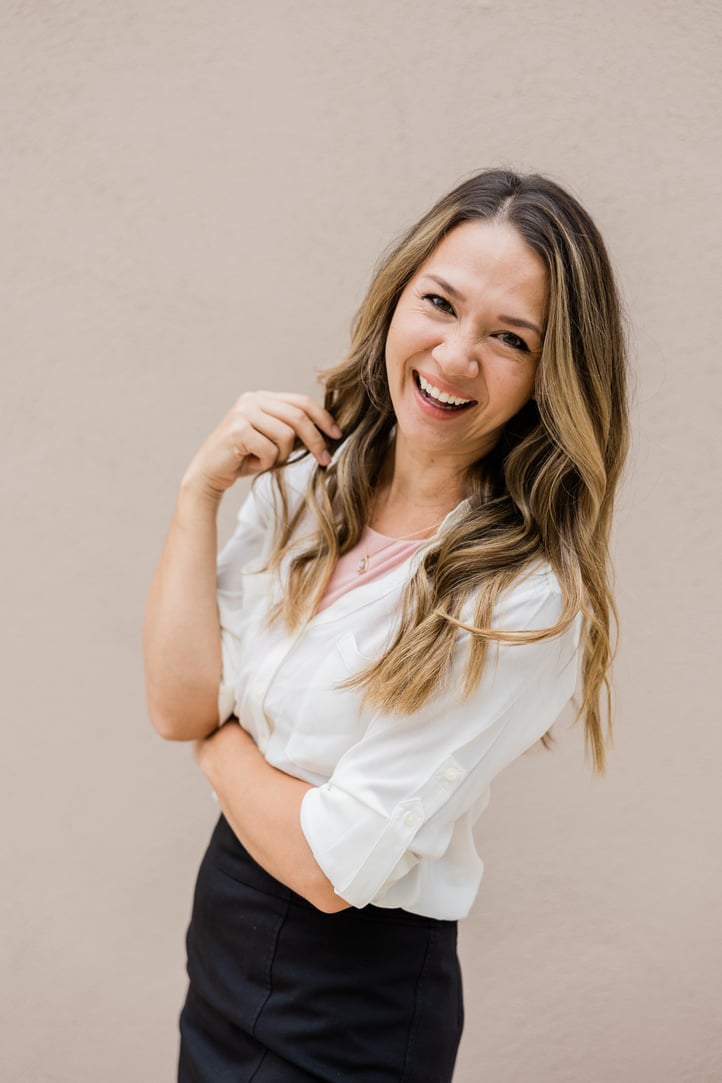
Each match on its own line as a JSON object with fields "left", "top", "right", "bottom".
{"left": 228, "top": 421, "right": 282, "bottom": 476}
{"left": 234, "top": 401, "right": 321, "bottom": 466}
{"left": 252, "top": 396, "right": 338, "bottom": 465}
{"left": 262, "top": 392, "right": 342, "bottom": 441}
{"left": 239, "top": 409, "right": 298, "bottom": 464}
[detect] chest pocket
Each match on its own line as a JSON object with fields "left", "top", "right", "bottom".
{"left": 266, "top": 631, "right": 374, "bottom": 778}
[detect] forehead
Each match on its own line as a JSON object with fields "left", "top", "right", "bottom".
{"left": 417, "top": 219, "right": 548, "bottom": 312}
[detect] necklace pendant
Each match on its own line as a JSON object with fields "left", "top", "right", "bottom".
{"left": 356, "top": 554, "right": 369, "bottom": 575}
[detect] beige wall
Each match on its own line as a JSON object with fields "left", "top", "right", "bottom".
{"left": 2, "top": 2, "right": 720, "bottom": 1080}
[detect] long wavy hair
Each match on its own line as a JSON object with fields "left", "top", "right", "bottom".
{"left": 265, "top": 168, "right": 629, "bottom": 774}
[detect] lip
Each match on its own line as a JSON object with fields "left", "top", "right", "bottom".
{"left": 412, "top": 368, "right": 478, "bottom": 414}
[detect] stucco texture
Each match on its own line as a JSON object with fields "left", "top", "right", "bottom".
{"left": 2, "top": 1, "right": 720, "bottom": 1080}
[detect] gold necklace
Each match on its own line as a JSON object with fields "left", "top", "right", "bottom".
{"left": 355, "top": 516, "right": 444, "bottom": 575}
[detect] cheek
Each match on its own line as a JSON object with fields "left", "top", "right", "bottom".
{"left": 386, "top": 306, "right": 428, "bottom": 358}
{"left": 488, "top": 363, "right": 538, "bottom": 411}
{"left": 515, "top": 364, "right": 538, "bottom": 400}
{"left": 383, "top": 333, "right": 399, "bottom": 389}
{"left": 384, "top": 317, "right": 412, "bottom": 382}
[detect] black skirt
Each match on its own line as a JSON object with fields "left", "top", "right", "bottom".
{"left": 178, "top": 814, "right": 464, "bottom": 1082}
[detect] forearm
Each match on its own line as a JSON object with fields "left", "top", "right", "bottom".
{"left": 143, "top": 392, "right": 340, "bottom": 741}
{"left": 197, "top": 724, "right": 350, "bottom": 913}
{"left": 143, "top": 478, "right": 223, "bottom": 740}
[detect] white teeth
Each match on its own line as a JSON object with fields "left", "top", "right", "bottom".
{"left": 418, "top": 373, "right": 472, "bottom": 407}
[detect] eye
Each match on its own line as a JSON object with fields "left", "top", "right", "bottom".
{"left": 423, "top": 293, "right": 456, "bottom": 316}
{"left": 494, "top": 331, "right": 530, "bottom": 353}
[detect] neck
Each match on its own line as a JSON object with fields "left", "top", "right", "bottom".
{"left": 371, "top": 436, "right": 469, "bottom": 535}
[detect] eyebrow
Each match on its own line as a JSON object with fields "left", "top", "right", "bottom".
{"left": 423, "top": 273, "right": 543, "bottom": 338}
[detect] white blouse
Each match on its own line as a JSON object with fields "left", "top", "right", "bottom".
{"left": 217, "top": 453, "right": 582, "bottom": 921}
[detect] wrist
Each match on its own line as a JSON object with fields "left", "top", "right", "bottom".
{"left": 178, "top": 470, "right": 224, "bottom": 511}
{"left": 198, "top": 722, "right": 257, "bottom": 784}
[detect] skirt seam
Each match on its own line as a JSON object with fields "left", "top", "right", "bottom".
{"left": 251, "top": 891, "right": 292, "bottom": 1037}
{"left": 247, "top": 1047, "right": 269, "bottom": 1082}
{"left": 400, "top": 925, "right": 435, "bottom": 1083}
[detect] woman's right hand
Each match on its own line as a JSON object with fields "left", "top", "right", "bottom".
{"left": 181, "top": 391, "right": 343, "bottom": 500}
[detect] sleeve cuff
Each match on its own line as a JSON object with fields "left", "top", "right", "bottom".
{"left": 300, "top": 756, "right": 467, "bottom": 909}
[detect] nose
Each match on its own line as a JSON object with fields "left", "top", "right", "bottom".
{"left": 431, "top": 331, "right": 480, "bottom": 379}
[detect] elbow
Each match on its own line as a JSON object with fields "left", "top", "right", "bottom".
{"left": 146, "top": 696, "right": 219, "bottom": 743}
{"left": 304, "top": 873, "right": 352, "bottom": 915}
{"left": 314, "top": 895, "right": 352, "bottom": 915}
{"left": 151, "top": 717, "right": 212, "bottom": 743}
{"left": 142, "top": 641, "right": 222, "bottom": 742}
{"left": 149, "top": 714, "right": 216, "bottom": 743}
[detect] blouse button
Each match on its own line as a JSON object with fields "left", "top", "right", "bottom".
{"left": 403, "top": 811, "right": 418, "bottom": 827}
{"left": 444, "top": 767, "right": 460, "bottom": 783}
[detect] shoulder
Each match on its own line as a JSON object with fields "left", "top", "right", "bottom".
{"left": 500, "top": 559, "right": 563, "bottom": 605}
{"left": 243, "top": 453, "right": 317, "bottom": 522}
{"left": 458, "top": 559, "right": 568, "bottom": 635}
{"left": 497, "top": 561, "right": 569, "bottom": 629}
{"left": 281, "top": 451, "right": 318, "bottom": 494}
{"left": 251, "top": 435, "right": 354, "bottom": 515}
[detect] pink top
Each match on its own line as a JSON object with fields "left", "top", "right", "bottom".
{"left": 316, "top": 527, "right": 426, "bottom": 613}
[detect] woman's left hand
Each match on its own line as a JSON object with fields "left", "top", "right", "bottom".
{"left": 192, "top": 719, "right": 256, "bottom": 779}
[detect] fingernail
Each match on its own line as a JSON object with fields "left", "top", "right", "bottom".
{"left": 319, "top": 450, "right": 332, "bottom": 467}
{"left": 331, "top": 424, "right": 343, "bottom": 438}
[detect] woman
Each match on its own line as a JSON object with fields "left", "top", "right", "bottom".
{"left": 143, "top": 168, "right": 629, "bottom": 1082}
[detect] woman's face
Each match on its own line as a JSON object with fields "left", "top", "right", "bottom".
{"left": 384, "top": 219, "right": 547, "bottom": 473}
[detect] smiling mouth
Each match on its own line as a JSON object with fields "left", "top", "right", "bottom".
{"left": 414, "top": 371, "right": 476, "bottom": 411}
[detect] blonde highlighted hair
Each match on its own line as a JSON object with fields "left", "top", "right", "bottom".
{"left": 266, "top": 169, "right": 629, "bottom": 774}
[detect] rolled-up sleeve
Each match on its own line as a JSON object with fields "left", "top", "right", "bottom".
{"left": 300, "top": 572, "right": 582, "bottom": 910}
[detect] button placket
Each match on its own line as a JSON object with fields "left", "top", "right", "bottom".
{"left": 251, "top": 619, "right": 313, "bottom": 725}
